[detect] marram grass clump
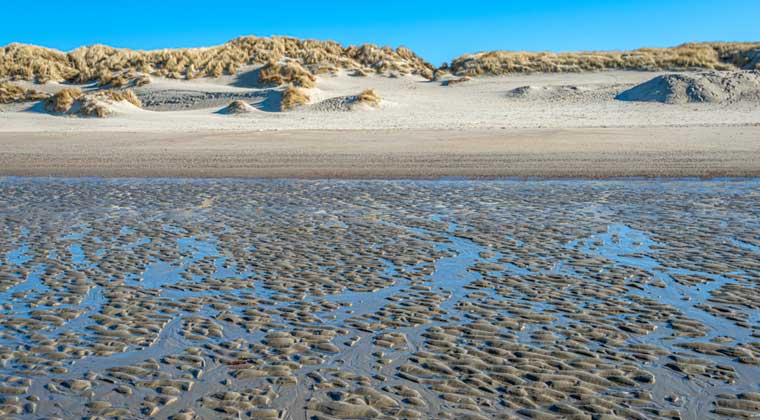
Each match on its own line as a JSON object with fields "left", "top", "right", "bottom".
{"left": 97, "top": 89, "right": 142, "bottom": 108}
{"left": 0, "top": 82, "right": 50, "bottom": 103}
{"left": 45, "top": 87, "right": 84, "bottom": 113}
{"left": 258, "top": 61, "right": 316, "bottom": 88}
{"left": 280, "top": 85, "right": 310, "bottom": 111}
{"left": 44, "top": 88, "right": 141, "bottom": 117}
{"left": 356, "top": 89, "right": 381, "bottom": 107}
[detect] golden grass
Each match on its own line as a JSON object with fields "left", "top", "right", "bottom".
{"left": 1, "top": 36, "right": 435, "bottom": 85}
{"left": 280, "top": 85, "right": 309, "bottom": 111}
{"left": 449, "top": 42, "right": 760, "bottom": 76}
{"left": 258, "top": 61, "right": 316, "bottom": 88}
{"left": 0, "top": 82, "right": 50, "bottom": 103}
{"left": 356, "top": 89, "right": 381, "bottom": 107}
{"left": 45, "top": 87, "right": 84, "bottom": 113}
{"left": 96, "top": 89, "right": 142, "bottom": 107}
{"left": 44, "top": 87, "right": 140, "bottom": 116}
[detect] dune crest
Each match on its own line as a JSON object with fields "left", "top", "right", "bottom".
{"left": 0, "top": 36, "right": 435, "bottom": 85}
{"left": 449, "top": 42, "right": 760, "bottom": 76}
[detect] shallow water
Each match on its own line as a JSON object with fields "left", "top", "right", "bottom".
{"left": 0, "top": 178, "right": 758, "bottom": 420}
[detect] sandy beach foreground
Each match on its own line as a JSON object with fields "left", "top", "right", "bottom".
{"left": 1, "top": 126, "right": 759, "bottom": 179}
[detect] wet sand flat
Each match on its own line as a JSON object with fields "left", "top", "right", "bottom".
{"left": 0, "top": 126, "right": 759, "bottom": 178}
{"left": 0, "top": 178, "right": 758, "bottom": 419}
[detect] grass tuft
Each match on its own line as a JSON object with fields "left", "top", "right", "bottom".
{"left": 280, "top": 85, "right": 309, "bottom": 111}
{"left": 44, "top": 87, "right": 141, "bottom": 117}
{"left": 96, "top": 89, "right": 142, "bottom": 108}
{"left": 45, "top": 87, "right": 84, "bottom": 113}
{"left": 258, "top": 61, "right": 316, "bottom": 88}
{"left": 0, "top": 82, "right": 50, "bottom": 103}
{"left": 356, "top": 89, "right": 381, "bottom": 107}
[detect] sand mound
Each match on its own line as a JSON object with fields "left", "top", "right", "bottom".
{"left": 0, "top": 82, "right": 50, "bottom": 103}
{"left": 280, "top": 86, "right": 309, "bottom": 111}
{"left": 616, "top": 71, "right": 760, "bottom": 104}
{"left": 1, "top": 36, "right": 434, "bottom": 86}
{"left": 311, "top": 89, "right": 382, "bottom": 112}
{"left": 44, "top": 88, "right": 142, "bottom": 117}
{"left": 449, "top": 42, "right": 760, "bottom": 76}
{"left": 219, "top": 100, "right": 256, "bottom": 114}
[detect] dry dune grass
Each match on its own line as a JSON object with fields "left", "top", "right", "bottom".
{"left": 45, "top": 87, "right": 84, "bottom": 113}
{"left": 0, "top": 82, "right": 50, "bottom": 103}
{"left": 258, "top": 61, "right": 316, "bottom": 88}
{"left": 44, "top": 87, "right": 141, "bottom": 117}
{"left": 280, "top": 85, "right": 309, "bottom": 111}
{"left": 1, "top": 36, "right": 435, "bottom": 85}
{"left": 356, "top": 89, "right": 381, "bottom": 107}
{"left": 97, "top": 89, "right": 142, "bottom": 108}
{"left": 0, "top": 44, "right": 78, "bottom": 83}
{"left": 449, "top": 42, "right": 760, "bottom": 75}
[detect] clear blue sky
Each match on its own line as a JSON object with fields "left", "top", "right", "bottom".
{"left": 3, "top": 0, "right": 758, "bottom": 65}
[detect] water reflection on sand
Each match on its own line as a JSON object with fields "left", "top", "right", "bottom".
{"left": 0, "top": 178, "right": 758, "bottom": 419}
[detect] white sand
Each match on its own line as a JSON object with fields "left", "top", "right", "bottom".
{"left": 2, "top": 70, "right": 758, "bottom": 132}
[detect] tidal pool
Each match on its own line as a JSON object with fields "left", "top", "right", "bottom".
{"left": 0, "top": 178, "right": 758, "bottom": 419}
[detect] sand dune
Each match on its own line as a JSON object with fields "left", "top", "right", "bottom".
{"left": 617, "top": 70, "right": 760, "bottom": 104}
{"left": 448, "top": 42, "right": 760, "bottom": 76}
{"left": 0, "top": 36, "right": 435, "bottom": 85}
{"left": 218, "top": 99, "right": 257, "bottom": 115}
{"left": 1, "top": 37, "right": 759, "bottom": 129}
{"left": 1, "top": 37, "right": 759, "bottom": 180}
{"left": 2, "top": 70, "right": 758, "bottom": 131}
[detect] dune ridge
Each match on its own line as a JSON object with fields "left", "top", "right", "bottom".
{"left": 448, "top": 42, "right": 760, "bottom": 76}
{"left": 0, "top": 36, "right": 435, "bottom": 85}
{"left": 4, "top": 39, "right": 760, "bottom": 88}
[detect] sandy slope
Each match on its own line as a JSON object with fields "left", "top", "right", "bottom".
{"left": 0, "top": 126, "right": 758, "bottom": 178}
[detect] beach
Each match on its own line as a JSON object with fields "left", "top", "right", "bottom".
{"left": 1, "top": 126, "right": 759, "bottom": 179}
{"left": 1, "top": 36, "right": 760, "bottom": 420}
